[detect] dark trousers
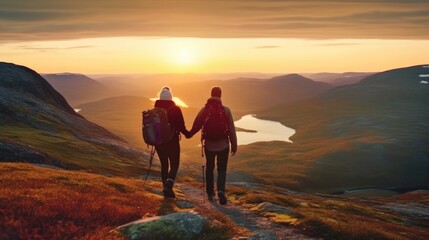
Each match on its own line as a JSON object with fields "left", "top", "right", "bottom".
{"left": 155, "top": 140, "right": 180, "bottom": 185}
{"left": 204, "top": 147, "right": 229, "bottom": 195}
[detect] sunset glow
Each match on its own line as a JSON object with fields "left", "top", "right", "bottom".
{"left": 1, "top": 37, "right": 429, "bottom": 74}
{"left": 1, "top": 1, "right": 428, "bottom": 74}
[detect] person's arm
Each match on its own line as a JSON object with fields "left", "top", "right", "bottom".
{"left": 189, "top": 107, "right": 205, "bottom": 137}
{"left": 173, "top": 107, "right": 189, "bottom": 137}
{"left": 226, "top": 108, "right": 237, "bottom": 155}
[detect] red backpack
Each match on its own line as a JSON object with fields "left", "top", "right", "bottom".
{"left": 202, "top": 99, "right": 229, "bottom": 141}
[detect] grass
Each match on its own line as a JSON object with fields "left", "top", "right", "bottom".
{"left": 0, "top": 124, "right": 153, "bottom": 177}
{"left": 227, "top": 184, "right": 429, "bottom": 240}
{"left": 0, "top": 163, "right": 162, "bottom": 240}
{"left": 0, "top": 163, "right": 244, "bottom": 240}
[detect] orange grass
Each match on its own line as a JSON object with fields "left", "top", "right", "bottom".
{"left": 228, "top": 185, "right": 429, "bottom": 240}
{"left": 0, "top": 163, "right": 162, "bottom": 240}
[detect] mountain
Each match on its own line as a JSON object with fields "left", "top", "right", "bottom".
{"left": 43, "top": 73, "right": 112, "bottom": 106}
{"left": 0, "top": 62, "right": 150, "bottom": 176}
{"left": 303, "top": 72, "right": 374, "bottom": 86}
{"left": 94, "top": 72, "right": 279, "bottom": 97}
{"left": 170, "top": 74, "right": 332, "bottom": 113}
{"left": 78, "top": 96, "right": 155, "bottom": 146}
{"left": 254, "top": 64, "right": 429, "bottom": 192}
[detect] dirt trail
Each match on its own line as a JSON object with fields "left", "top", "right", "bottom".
{"left": 178, "top": 184, "right": 317, "bottom": 240}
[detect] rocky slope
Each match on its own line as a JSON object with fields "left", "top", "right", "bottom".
{"left": 0, "top": 62, "right": 150, "bottom": 176}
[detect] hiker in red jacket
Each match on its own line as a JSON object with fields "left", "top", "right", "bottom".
{"left": 154, "top": 87, "right": 190, "bottom": 198}
{"left": 188, "top": 86, "right": 237, "bottom": 205}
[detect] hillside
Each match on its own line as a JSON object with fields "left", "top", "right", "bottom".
{"left": 254, "top": 64, "right": 429, "bottom": 192}
{"left": 0, "top": 62, "right": 151, "bottom": 176}
{"left": 2, "top": 163, "right": 428, "bottom": 240}
{"left": 43, "top": 73, "right": 113, "bottom": 106}
{"left": 78, "top": 96, "right": 158, "bottom": 147}
{"left": 0, "top": 163, "right": 161, "bottom": 239}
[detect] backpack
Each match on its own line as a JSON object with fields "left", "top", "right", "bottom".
{"left": 142, "top": 107, "right": 173, "bottom": 145}
{"left": 202, "top": 100, "right": 229, "bottom": 141}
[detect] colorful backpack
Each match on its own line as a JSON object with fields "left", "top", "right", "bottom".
{"left": 142, "top": 107, "right": 173, "bottom": 145}
{"left": 202, "top": 100, "right": 229, "bottom": 141}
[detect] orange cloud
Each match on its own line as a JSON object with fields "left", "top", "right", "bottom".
{"left": 1, "top": 0, "right": 428, "bottom": 41}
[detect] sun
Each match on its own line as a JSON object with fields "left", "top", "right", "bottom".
{"left": 177, "top": 48, "right": 195, "bottom": 65}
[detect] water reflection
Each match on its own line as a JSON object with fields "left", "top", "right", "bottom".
{"left": 234, "top": 114, "right": 295, "bottom": 145}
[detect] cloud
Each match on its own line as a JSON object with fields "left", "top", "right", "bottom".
{"left": 254, "top": 45, "right": 280, "bottom": 49}
{"left": 315, "top": 43, "right": 358, "bottom": 47}
{"left": 0, "top": 0, "right": 428, "bottom": 41}
{"left": 14, "top": 45, "right": 93, "bottom": 52}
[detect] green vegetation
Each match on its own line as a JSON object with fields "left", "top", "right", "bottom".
{"left": 0, "top": 124, "right": 153, "bottom": 177}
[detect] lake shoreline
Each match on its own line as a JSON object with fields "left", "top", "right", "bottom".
{"left": 235, "top": 114, "right": 295, "bottom": 145}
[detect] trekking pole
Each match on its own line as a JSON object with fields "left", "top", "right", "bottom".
{"left": 144, "top": 145, "right": 156, "bottom": 187}
{"left": 201, "top": 140, "right": 206, "bottom": 203}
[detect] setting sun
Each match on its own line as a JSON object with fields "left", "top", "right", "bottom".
{"left": 178, "top": 49, "right": 195, "bottom": 65}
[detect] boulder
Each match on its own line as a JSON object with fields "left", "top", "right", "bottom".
{"left": 119, "top": 212, "right": 207, "bottom": 240}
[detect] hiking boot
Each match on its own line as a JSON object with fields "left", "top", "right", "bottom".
{"left": 207, "top": 193, "right": 215, "bottom": 201}
{"left": 163, "top": 178, "right": 176, "bottom": 198}
{"left": 218, "top": 191, "right": 227, "bottom": 205}
{"left": 163, "top": 189, "right": 175, "bottom": 198}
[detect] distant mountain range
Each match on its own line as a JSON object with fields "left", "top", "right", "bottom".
{"left": 42, "top": 71, "right": 368, "bottom": 110}
{"left": 42, "top": 73, "right": 113, "bottom": 106}
{"left": 170, "top": 74, "right": 333, "bottom": 113}
{"left": 303, "top": 72, "right": 374, "bottom": 86}
{"left": 0, "top": 62, "right": 151, "bottom": 176}
{"left": 255, "top": 64, "right": 429, "bottom": 192}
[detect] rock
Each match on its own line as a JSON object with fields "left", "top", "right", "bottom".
{"left": 176, "top": 201, "right": 194, "bottom": 209}
{"left": 251, "top": 202, "right": 292, "bottom": 215}
{"left": 119, "top": 212, "right": 207, "bottom": 240}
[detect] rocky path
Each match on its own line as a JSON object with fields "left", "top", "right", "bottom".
{"left": 178, "top": 184, "right": 316, "bottom": 240}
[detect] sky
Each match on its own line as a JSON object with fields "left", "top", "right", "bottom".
{"left": 1, "top": 0, "right": 429, "bottom": 74}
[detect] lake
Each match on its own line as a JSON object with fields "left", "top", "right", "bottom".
{"left": 234, "top": 114, "right": 295, "bottom": 145}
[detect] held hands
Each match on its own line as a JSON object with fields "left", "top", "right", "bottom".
{"left": 184, "top": 130, "right": 193, "bottom": 139}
